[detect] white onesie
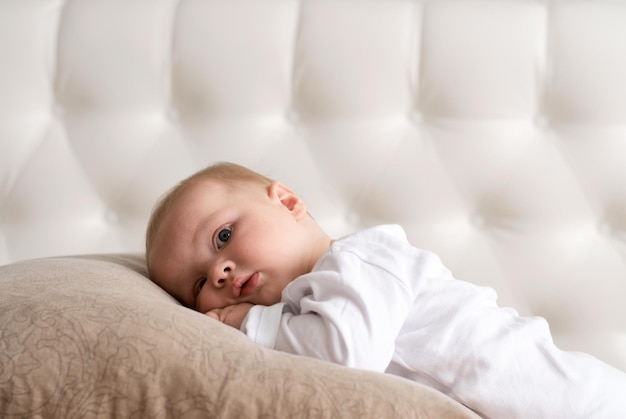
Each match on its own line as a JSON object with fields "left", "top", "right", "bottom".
{"left": 241, "top": 224, "right": 626, "bottom": 418}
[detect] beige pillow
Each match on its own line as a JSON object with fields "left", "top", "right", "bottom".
{"left": 0, "top": 254, "right": 479, "bottom": 418}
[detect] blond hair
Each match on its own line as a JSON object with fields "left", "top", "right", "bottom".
{"left": 145, "top": 162, "right": 273, "bottom": 273}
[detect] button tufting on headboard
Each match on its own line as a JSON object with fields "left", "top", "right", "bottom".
{"left": 0, "top": 0, "right": 625, "bottom": 372}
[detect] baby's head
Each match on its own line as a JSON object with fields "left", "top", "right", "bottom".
{"left": 146, "top": 162, "right": 331, "bottom": 313}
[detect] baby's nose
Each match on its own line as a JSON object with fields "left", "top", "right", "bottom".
{"left": 210, "top": 262, "right": 233, "bottom": 287}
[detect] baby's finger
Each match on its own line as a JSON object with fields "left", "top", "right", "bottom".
{"left": 205, "top": 311, "right": 220, "bottom": 320}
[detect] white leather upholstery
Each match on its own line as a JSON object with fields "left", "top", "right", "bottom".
{"left": 1, "top": 0, "right": 625, "bottom": 372}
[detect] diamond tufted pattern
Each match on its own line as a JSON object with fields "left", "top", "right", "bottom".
{"left": 1, "top": 0, "right": 625, "bottom": 372}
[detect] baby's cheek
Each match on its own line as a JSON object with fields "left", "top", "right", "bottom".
{"left": 196, "top": 294, "right": 219, "bottom": 314}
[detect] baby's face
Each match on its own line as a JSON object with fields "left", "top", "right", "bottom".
{"left": 148, "top": 179, "right": 317, "bottom": 313}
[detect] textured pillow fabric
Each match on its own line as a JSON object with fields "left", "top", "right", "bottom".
{"left": 0, "top": 254, "right": 479, "bottom": 418}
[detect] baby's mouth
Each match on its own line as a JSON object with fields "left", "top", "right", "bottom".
{"left": 240, "top": 272, "right": 259, "bottom": 297}
{"left": 232, "top": 273, "right": 259, "bottom": 298}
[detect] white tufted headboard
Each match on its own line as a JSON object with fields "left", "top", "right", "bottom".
{"left": 1, "top": 0, "right": 625, "bottom": 372}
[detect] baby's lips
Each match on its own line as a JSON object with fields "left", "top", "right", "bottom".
{"left": 240, "top": 272, "right": 259, "bottom": 297}
{"left": 231, "top": 274, "right": 250, "bottom": 298}
{"left": 231, "top": 282, "right": 241, "bottom": 298}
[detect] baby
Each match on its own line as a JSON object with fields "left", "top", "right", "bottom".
{"left": 146, "top": 162, "right": 626, "bottom": 418}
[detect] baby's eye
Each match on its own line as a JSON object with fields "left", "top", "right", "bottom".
{"left": 194, "top": 278, "right": 207, "bottom": 300}
{"left": 192, "top": 277, "right": 207, "bottom": 307}
{"left": 215, "top": 227, "right": 232, "bottom": 249}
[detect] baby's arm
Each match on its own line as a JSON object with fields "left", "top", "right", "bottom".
{"left": 206, "top": 303, "right": 253, "bottom": 329}
{"left": 242, "top": 249, "right": 417, "bottom": 372}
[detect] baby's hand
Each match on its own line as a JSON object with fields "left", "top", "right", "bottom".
{"left": 205, "top": 303, "right": 254, "bottom": 330}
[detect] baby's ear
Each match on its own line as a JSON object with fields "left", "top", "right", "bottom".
{"left": 268, "top": 182, "right": 307, "bottom": 220}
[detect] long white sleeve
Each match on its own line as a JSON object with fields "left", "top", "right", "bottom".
{"left": 388, "top": 276, "right": 626, "bottom": 418}
{"left": 241, "top": 225, "right": 626, "bottom": 418}
{"left": 243, "top": 225, "right": 421, "bottom": 372}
